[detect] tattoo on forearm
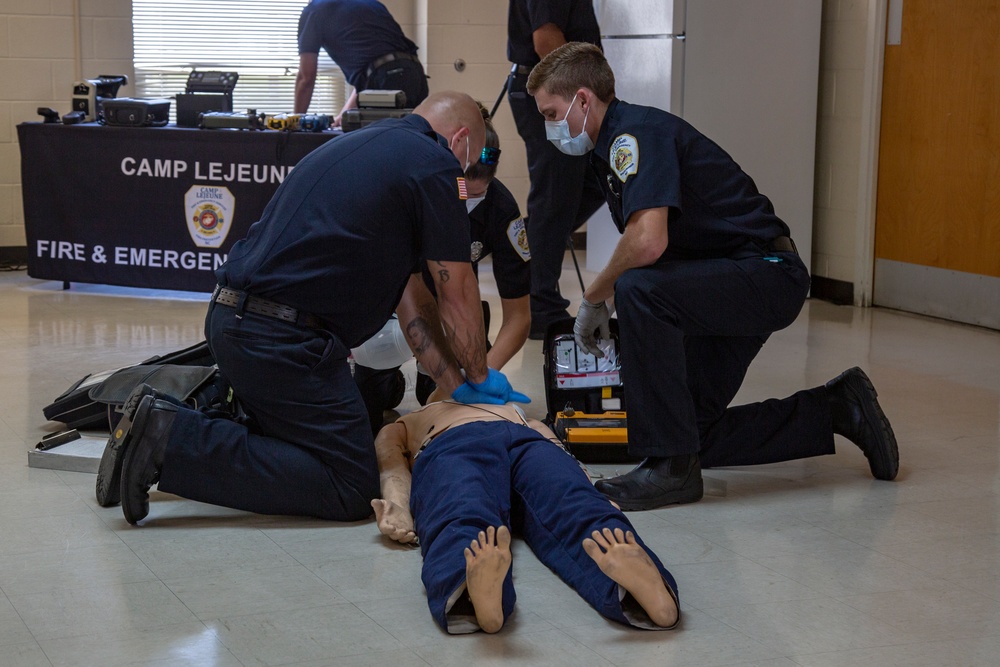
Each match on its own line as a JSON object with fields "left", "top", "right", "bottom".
{"left": 433, "top": 261, "right": 450, "bottom": 283}
{"left": 442, "top": 316, "right": 487, "bottom": 378}
{"left": 405, "top": 316, "right": 433, "bottom": 356}
{"left": 403, "top": 302, "right": 456, "bottom": 380}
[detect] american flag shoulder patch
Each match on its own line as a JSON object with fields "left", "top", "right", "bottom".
{"left": 456, "top": 177, "right": 468, "bottom": 200}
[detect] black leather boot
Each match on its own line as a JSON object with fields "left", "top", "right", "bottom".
{"left": 96, "top": 384, "right": 183, "bottom": 507}
{"left": 594, "top": 454, "right": 704, "bottom": 510}
{"left": 120, "top": 396, "right": 178, "bottom": 525}
{"left": 825, "top": 367, "right": 899, "bottom": 480}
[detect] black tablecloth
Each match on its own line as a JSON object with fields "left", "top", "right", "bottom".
{"left": 18, "top": 123, "right": 339, "bottom": 292}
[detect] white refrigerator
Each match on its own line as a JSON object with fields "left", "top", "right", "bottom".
{"left": 586, "top": 0, "right": 822, "bottom": 275}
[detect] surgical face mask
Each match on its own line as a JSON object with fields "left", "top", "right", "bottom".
{"left": 466, "top": 195, "right": 486, "bottom": 214}
{"left": 544, "top": 94, "right": 594, "bottom": 156}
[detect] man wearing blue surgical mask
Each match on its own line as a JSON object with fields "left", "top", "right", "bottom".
{"left": 544, "top": 92, "right": 594, "bottom": 155}
{"left": 526, "top": 43, "right": 899, "bottom": 511}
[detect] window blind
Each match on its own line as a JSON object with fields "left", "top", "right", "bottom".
{"left": 133, "top": 0, "right": 348, "bottom": 121}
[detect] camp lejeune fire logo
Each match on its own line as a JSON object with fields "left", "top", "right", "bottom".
{"left": 185, "top": 185, "right": 235, "bottom": 248}
{"left": 506, "top": 217, "right": 531, "bottom": 262}
{"left": 611, "top": 134, "right": 638, "bottom": 183}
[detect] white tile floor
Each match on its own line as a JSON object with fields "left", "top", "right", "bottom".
{"left": 1, "top": 255, "right": 999, "bottom": 666}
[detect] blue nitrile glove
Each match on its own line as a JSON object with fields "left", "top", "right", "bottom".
{"left": 574, "top": 298, "right": 611, "bottom": 357}
{"left": 452, "top": 368, "right": 531, "bottom": 405}
{"left": 452, "top": 381, "right": 506, "bottom": 405}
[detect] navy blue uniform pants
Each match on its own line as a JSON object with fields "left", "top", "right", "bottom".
{"left": 411, "top": 421, "right": 679, "bottom": 633}
{"left": 615, "top": 251, "right": 835, "bottom": 465}
{"left": 508, "top": 73, "right": 605, "bottom": 323}
{"left": 365, "top": 57, "right": 428, "bottom": 108}
{"left": 156, "top": 302, "right": 380, "bottom": 520}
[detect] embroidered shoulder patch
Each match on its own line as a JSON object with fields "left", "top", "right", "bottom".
{"left": 611, "top": 134, "right": 638, "bottom": 183}
{"left": 506, "top": 217, "right": 531, "bottom": 262}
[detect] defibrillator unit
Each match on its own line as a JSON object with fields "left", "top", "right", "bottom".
{"left": 542, "top": 318, "right": 638, "bottom": 462}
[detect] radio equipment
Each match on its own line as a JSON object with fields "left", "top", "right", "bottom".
{"left": 199, "top": 109, "right": 266, "bottom": 130}
{"left": 176, "top": 70, "right": 238, "bottom": 127}
{"left": 357, "top": 89, "right": 407, "bottom": 108}
{"left": 71, "top": 74, "right": 129, "bottom": 121}
{"left": 101, "top": 98, "right": 171, "bottom": 127}
{"left": 342, "top": 89, "right": 412, "bottom": 132}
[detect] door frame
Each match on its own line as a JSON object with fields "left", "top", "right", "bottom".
{"left": 856, "top": 0, "right": 889, "bottom": 307}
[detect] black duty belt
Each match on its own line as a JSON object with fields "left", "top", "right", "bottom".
{"left": 510, "top": 63, "right": 533, "bottom": 77}
{"left": 367, "top": 51, "right": 420, "bottom": 78}
{"left": 766, "top": 235, "right": 798, "bottom": 255}
{"left": 212, "top": 286, "right": 325, "bottom": 329}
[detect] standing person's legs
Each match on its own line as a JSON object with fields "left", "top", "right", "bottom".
{"left": 508, "top": 78, "right": 603, "bottom": 335}
{"left": 506, "top": 427, "right": 679, "bottom": 629}
{"left": 410, "top": 423, "right": 516, "bottom": 634}
{"left": 150, "top": 303, "right": 380, "bottom": 520}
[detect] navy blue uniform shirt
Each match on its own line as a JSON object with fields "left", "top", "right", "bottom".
{"left": 507, "top": 0, "right": 601, "bottom": 67}
{"left": 421, "top": 178, "right": 531, "bottom": 300}
{"left": 298, "top": 0, "right": 418, "bottom": 89}
{"left": 217, "top": 114, "right": 471, "bottom": 348}
{"left": 590, "top": 99, "right": 790, "bottom": 258}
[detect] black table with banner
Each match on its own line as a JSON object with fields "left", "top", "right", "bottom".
{"left": 17, "top": 123, "right": 339, "bottom": 292}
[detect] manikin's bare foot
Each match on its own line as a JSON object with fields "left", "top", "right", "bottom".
{"left": 463, "top": 525, "right": 512, "bottom": 633}
{"left": 583, "top": 527, "right": 679, "bottom": 628}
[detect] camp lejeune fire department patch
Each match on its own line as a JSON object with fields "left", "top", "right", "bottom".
{"left": 611, "top": 134, "right": 638, "bottom": 183}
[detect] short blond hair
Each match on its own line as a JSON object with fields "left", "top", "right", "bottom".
{"left": 527, "top": 42, "right": 615, "bottom": 103}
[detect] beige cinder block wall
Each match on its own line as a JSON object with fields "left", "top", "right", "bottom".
{"left": 416, "top": 0, "right": 528, "bottom": 212}
{"left": 0, "top": 0, "right": 136, "bottom": 249}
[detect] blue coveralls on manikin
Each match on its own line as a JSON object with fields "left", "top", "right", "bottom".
{"left": 409, "top": 418, "right": 680, "bottom": 633}
{"left": 507, "top": 0, "right": 606, "bottom": 332}
{"left": 590, "top": 99, "right": 833, "bottom": 467}
{"left": 298, "top": 0, "right": 429, "bottom": 108}
{"left": 153, "top": 115, "right": 472, "bottom": 521}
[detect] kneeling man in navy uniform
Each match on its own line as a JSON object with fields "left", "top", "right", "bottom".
{"left": 525, "top": 43, "right": 899, "bottom": 511}
{"left": 96, "top": 91, "right": 528, "bottom": 525}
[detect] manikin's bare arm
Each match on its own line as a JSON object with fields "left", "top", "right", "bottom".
{"left": 371, "top": 422, "right": 418, "bottom": 544}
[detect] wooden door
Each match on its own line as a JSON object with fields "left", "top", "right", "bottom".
{"left": 875, "top": 1, "right": 1000, "bottom": 327}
